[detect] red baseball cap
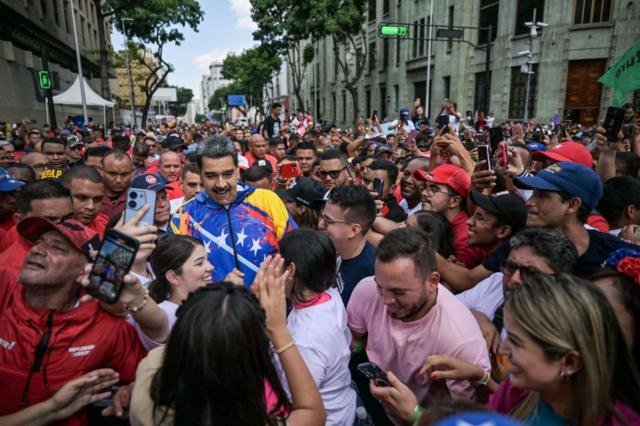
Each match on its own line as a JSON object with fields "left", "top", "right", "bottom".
{"left": 531, "top": 142, "right": 593, "bottom": 168}
{"left": 18, "top": 217, "right": 100, "bottom": 254}
{"left": 414, "top": 164, "right": 471, "bottom": 198}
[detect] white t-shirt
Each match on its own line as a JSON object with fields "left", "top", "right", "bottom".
{"left": 135, "top": 300, "right": 179, "bottom": 351}
{"left": 276, "top": 287, "right": 356, "bottom": 426}
{"left": 455, "top": 272, "right": 504, "bottom": 321}
{"left": 399, "top": 198, "right": 422, "bottom": 216}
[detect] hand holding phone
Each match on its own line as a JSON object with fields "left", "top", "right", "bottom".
{"left": 477, "top": 145, "right": 491, "bottom": 171}
{"left": 373, "top": 177, "right": 384, "bottom": 200}
{"left": 124, "top": 189, "right": 156, "bottom": 226}
{"left": 604, "top": 106, "right": 626, "bottom": 142}
{"left": 279, "top": 162, "right": 301, "bottom": 179}
{"left": 358, "top": 362, "right": 391, "bottom": 387}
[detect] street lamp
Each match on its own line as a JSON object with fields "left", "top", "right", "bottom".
{"left": 121, "top": 18, "right": 137, "bottom": 129}
{"left": 522, "top": 8, "right": 546, "bottom": 122}
{"left": 68, "top": 0, "right": 88, "bottom": 125}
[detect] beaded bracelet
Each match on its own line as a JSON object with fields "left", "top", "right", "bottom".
{"left": 126, "top": 288, "right": 149, "bottom": 313}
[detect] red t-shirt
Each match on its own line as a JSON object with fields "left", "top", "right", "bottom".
{"left": 0, "top": 216, "right": 15, "bottom": 231}
{"left": 450, "top": 210, "right": 490, "bottom": 268}
{"left": 244, "top": 151, "right": 278, "bottom": 174}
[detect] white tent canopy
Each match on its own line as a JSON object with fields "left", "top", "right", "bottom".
{"left": 53, "top": 76, "right": 114, "bottom": 107}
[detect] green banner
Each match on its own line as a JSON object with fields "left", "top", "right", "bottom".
{"left": 598, "top": 42, "right": 640, "bottom": 106}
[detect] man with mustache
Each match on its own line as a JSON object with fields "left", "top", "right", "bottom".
{"left": 170, "top": 136, "right": 296, "bottom": 287}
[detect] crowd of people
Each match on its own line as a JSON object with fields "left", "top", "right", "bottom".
{"left": 0, "top": 98, "right": 640, "bottom": 426}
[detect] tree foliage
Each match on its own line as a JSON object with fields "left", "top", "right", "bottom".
{"left": 166, "top": 86, "right": 194, "bottom": 116}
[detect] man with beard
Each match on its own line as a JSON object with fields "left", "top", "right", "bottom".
{"left": 347, "top": 228, "right": 490, "bottom": 425}
{"left": 170, "top": 136, "right": 296, "bottom": 286}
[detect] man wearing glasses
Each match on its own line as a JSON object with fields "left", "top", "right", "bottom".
{"left": 415, "top": 164, "right": 487, "bottom": 268}
{"left": 65, "top": 136, "right": 85, "bottom": 167}
{"left": 316, "top": 149, "right": 352, "bottom": 195}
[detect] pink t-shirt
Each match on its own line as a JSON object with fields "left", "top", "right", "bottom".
{"left": 347, "top": 277, "right": 490, "bottom": 406}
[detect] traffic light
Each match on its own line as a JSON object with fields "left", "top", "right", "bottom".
{"left": 38, "top": 70, "right": 52, "bottom": 90}
{"left": 378, "top": 24, "right": 409, "bottom": 38}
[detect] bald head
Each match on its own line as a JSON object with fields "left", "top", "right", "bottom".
{"left": 20, "top": 152, "right": 49, "bottom": 178}
{"left": 249, "top": 134, "right": 268, "bottom": 159}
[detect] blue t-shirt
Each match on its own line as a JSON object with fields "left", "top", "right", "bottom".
{"left": 528, "top": 400, "right": 571, "bottom": 425}
{"left": 338, "top": 241, "right": 376, "bottom": 306}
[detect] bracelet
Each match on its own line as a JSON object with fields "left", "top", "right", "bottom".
{"left": 473, "top": 370, "right": 491, "bottom": 388}
{"left": 274, "top": 340, "right": 295, "bottom": 355}
{"left": 352, "top": 340, "right": 364, "bottom": 354}
{"left": 126, "top": 288, "right": 149, "bottom": 313}
{"left": 411, "top": 405, "right": 424, "bottom": 425}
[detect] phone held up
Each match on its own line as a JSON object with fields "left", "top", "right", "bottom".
{"left": 280, "top": 162, "right": 302, "bottom": 179}
{"left": 373, "top": 177, "right": 384, "bottom": 200}
{"left": 357, "top": 362, "right": 391, "bottom": 387}
{"left": 124, "top": 188, "right": 156, "bottom": 226}
{"left": 86, "top": 229, "right": 139, "bottom": 304}
{"left": 478, "top": 145, "right": 492, "bottom": 171}
{"left": 603, "top": 106, "right": 626, "bottom": 143}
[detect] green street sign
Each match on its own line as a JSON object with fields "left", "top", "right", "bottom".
{"left": 38, "top": 70, "right": 52, "bottom": 90}
{"left": 378, "top": 24, "right": 409, "bottom": 38}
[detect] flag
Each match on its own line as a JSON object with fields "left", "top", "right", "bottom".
{"left": 598, "top": 42, "right": 640, "bottom": 106}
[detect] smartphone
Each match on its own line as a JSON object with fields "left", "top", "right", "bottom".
{"left": 604, "top": 107, "right": 625, "bottom": 142}
{"left": 86, "top": 229, "right": 139, "bottom": 304}
{"left": 489, "top": 127, "right": 503, "bottom": 152}
{"left": 478, "top": 144, "right": 491, "bottom": 171}
{"left": 437, "top": 114, "right": 449, "bottom": 129}
{"left": 373, "top": 177, "right": 384, "bottom": 200}
{"left": 463, "top": 140, "right": 475, "bottom": 151}
{"left": 357, "top": 362, "right": 390, "bottom": 387}
{"left": 500, "top": 143, "right": 508, "bottom": 167}
{"left": 280, "top": 162, "right": 301, "bottom": 179}
{"left": 124, "top": 188, "right": 156, "bottom": 226}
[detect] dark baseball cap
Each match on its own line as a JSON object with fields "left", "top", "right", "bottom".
{"left": 513, "top": 161, "right": 603, "bottom": 211}
{"left": 130, "top": 173, "right": 168, "bottom": 192}
{"left": 276, "top": 177, "right": 325, "bottom": 208}
{"left": 470, "top": 190, "right": 527, "bottom": 233}
{"left": 161, "top": 135, "right": 183, "bottom": 151}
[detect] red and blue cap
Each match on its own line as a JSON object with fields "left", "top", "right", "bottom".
{"left": 131, "top": 173, "right": 168, "bottom": 192}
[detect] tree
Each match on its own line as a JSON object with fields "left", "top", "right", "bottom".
{"left": 220, "top": 46, "right": 281, "bottom": 112}
{"left": 115, "top": 0, "right": 204, "bottom": 125}
{"left": 250, "top": 0, "right": 314, "bottom": 110}
{"left": 167, "top": 86, "right": 194, "bottom": 116}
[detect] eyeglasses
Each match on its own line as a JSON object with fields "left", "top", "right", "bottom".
{"left": 501, "top": 260, "right": 540, "bottom": 277}
{"left": 319, "top": 210, "right": 347, "bottom": 226}
{"left": 316, "top": 166, "right": 346, "bottom": 179}
{"left": 423, "top": 184, "right": 453, "bottom": 196}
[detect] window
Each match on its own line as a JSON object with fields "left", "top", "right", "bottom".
{"left": 419, "top": 18, "right": 425, "bottom": 57}
{"left": 368, "top": 0, "right": 376, "bottom": 21}
{"left": 53, "top": 0, "right": 59, "bottom": 24}
{"left": 412, "top": 21, "right": 419, "bottom": 58}
{"left": 443, "top": 76, "right": 451, "bottom": 100}
{"left": 342, "top": 92, "right": 347, "bottom": 122}
{"left": 333, "top": 93, "right": 337, "bottom": 121}
{"left": 380, "top": 84, "right": 387, "bottom": 119}
{"left": 63, "top": 0, "right": 70, "bottom": 32}
{"left": 515, "top": 1, "right": 544, "bottom": 35}
{"left": 382, "top": 38, "right": 389, "bottom": 70}
{"left": 366, "top": 86, "right": 371, "bottom": 117}
{"left": 383, "top": 0, "right": 390, "bottom": 15}
{"left": 574, "top": 0, "right": 612, "bottom": 25}
{"left": 479, "top": 0, "right": 499, "bottom": 43}
{"left": 508, "top": 64, "right": 538, "bottom": 119}
{"left": 369, "top": 41, "right": 376, "bottom": 71}
{"left": 394, "top": 84, "right": 399, "bottom": 112}
{"left": 40, "top": 0, "right": 48, "bottom": 16}
{"left": 395, "top": 37, "right": 401, "bottom": 65}
{"left": 447, "top": 6, "right": 454, "bottom": 50}
{"left": 474, "top": 71, "right": 491, "bottom": 113}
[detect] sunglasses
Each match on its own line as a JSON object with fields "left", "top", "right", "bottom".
{"left": 316, "top": 166, "right": 347, "bottom": 179}
{"left": 501, "top": 260, "right": 540, "bottom": 277}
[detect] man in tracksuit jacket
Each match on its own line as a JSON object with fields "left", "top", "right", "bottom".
{"left": 0, "top": 217, "right": 146, "bottom": 425}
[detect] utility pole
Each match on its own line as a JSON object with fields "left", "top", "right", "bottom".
{"left": 522, "top": 8, "right": 546, "bottom": 122}
{"left": 40, "top": 48, "right": 57, "bottom": 128}
{"left": 122, "top": 18, "right": 137, "bottom": 129}
{"left": 68, "top": 0, "right": 88, "bottom": 125}
{"left": 425, "top": 0, "right": 434, "bottom": 118}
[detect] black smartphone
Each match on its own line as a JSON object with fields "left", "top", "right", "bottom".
{"left": 463, "top": 140, "right": 475, "bottom": 151}
{"left": 489, "top": 127, "right": 503, "bottom": 152}
{"left": 478, "top": 144, "right": 491, "bottom": 171}
{"left": 357, "top": 362, "right": 390, "bottom": 387}
{"left": 437, "top": 114, "right": 449, "bottom": 129}
{"left": 86, "top": 229, "right": 140, "bottom": 304}
{"left": 373, "top": 177, "right": 384, "bottom": 200}
{"left": 604, "top": 106, "right": 626, "bottom": 142}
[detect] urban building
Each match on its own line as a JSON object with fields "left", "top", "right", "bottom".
{"left": 115, "top": 48, "right": 156, "bottom": 108}
{"left": 200, "top": 59, "right": 230, "bottom": 113}
{"left": 0, "top": 0, "right": 115, "bottom": 124}
{"left": 296, "top": 0, "right": 640, "bottom": 127}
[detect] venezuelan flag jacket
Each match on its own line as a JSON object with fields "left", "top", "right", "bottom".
{"left": 170, "top": 184, "right": 297, "bottom": 287}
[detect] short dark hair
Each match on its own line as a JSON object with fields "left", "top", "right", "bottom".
{"left": 509, "top": 228, "right": 578, "bottom": 274}
{"left": 182, "top": 163, "right": 200, "bottom": 179}
{"left": 599, "top": 176, "right": 640, "bottom": 227}
{"left": 16, "top": 180, "right": 70, "bottom": 214}
{"left": 294, "top": 141, "right": 316, "bottom": 154}
{"left": 327, "top": 185, "right": 377, "bottom": 234}
{"left": 242, "top": 165, "right": 271, "bottom": 183}
{"left": 280, "top": 229, "right": 336, "bottom": 302}
{"left": 558, "top": 191, "right": 591, "bottom": 223}
{"left": 84, "top": 145, "right": 111, "bottom": 161}
{"left": 411, "top": 211, "right": 454, "bottom": 259}
{"left": 369, "top": 159, "right": 399, "bottom": 184}
{"left": 269, "top": 138, "right": 284, "bottom": 147}
{"left": 41, "top": 137, "right": 66, "bottom": 151}
{"left": 377, "top": 228, "right": 436, "bottom": 281}
{"left": 271, "top": 102, "right": 281, "bottom": 110}
{"left": 615, "top": 152, "right": 640, "bottom": 177}
{"left": 62, "top": 165, "right": 104, "bottom": 187}
{"left": 6, "top": 163, "right": 35, "bottom": 182}
{"left": 197, "top": 135, "right": 238, "bottom": 169}
{"left": 320, "top": 148, "right": 347, "bottom": 167}
{"left": 112, "top": 135, "right": 131, "bottom": 152}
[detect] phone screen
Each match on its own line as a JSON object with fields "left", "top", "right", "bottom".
{"left": 478, "top": 145, "right": 491, "bottom": 171}
{"left": 87, "top": 230, "right": 139, "bottom": 304}
{"left": 604, "top": 106, "right": 626, "bottom": 142}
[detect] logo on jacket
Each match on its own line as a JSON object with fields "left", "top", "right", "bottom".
{"left": 0, "top": 337, "right": 15, "bottom": 351}
{"left": 69, "top": 344, "right": 95, "bottom": 357}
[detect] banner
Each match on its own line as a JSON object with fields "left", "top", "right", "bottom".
{"left": 598, "top": 42, "right": 640, "bottom": 106}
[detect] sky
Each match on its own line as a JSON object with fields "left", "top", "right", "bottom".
{"left": 111, "top": 0, "right": 256, "bottom": 100}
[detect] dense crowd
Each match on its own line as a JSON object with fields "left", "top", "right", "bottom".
{"left": 0, "top": 98, "right": 640, "bottom": 426}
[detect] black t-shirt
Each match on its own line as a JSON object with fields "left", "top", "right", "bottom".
{"left": 482, "top": 229, "right": 636, "bottom": 278}
{"left": 263, "top": 115, "right": 281, "bottom": 139}
{"left": 383, "top": 195, "right": 407, "bottom": 223}
{"left": 338, "top": 241, "right": 376, "bottom": 306}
